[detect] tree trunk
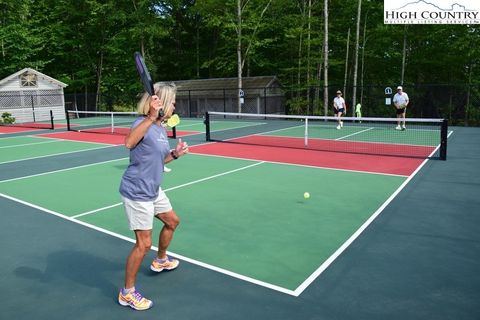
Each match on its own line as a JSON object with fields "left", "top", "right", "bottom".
{"left": 343, "top": 28, "right": 350, "bottom": 101}
{"left": 297, "top": 31, "right": 303, "bottom": 92}
{"left": 95, "top": 50, "right": 104, "bottom": 111}
{"left": 297, "top": 1, "right": 306, "bottom": 94}
{"left": 237, "top": 0, "right": 242, "bottom": 113}
{"left": 196, "top": 17, "right": 200, "bottom": 78}
{"left": 315, "top": 43, "right": 324, "bottom": 115}
{"left": 352, "top": 0, "right": 362, "bottom": 117}
{"left": 360, "top": 12, "right": 367, "bottom": 107}
{"left": 401, "top": 25, "right": 407, "bottom": 85}
{"left": 323, "top": 0, "right": 329, "bottom": 117}
{"left": 306, "top": 0, "right": 312, "bottom": 114}
{"left": 236, "top": 0, "right": 272, "bottom": 113}
{"left": 465, "top": 64, "right": 473, "bottom": 126}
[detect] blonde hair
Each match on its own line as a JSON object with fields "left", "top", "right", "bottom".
{"left": 137, "top": 82, "right": 177, "bottom": 116}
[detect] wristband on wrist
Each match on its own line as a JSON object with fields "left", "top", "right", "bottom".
{"left": 170, "top": 150, "right": 178, "bottom": 160}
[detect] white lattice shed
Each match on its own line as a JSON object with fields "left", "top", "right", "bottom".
{"left": 0, "top": 68, "right": 67, "bottom": 123}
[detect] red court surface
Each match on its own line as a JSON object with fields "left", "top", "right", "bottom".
{"left": 255, "top": 135, "right": 435, "bottom": 158}
{"left": 37, "top": 130, "right": 200, "bottom": 145}
{"left": 0, "top": 123, "right": 68, "bottom": 134}
{"left": 174, "top": 130, "right": 202, "bottom": 137}
{"left": 37, "top": 131, "right": 125, "bottom": 144}
{"left": 0, "top": 126, "right": 39, "bottom": 134}
{"left": 189, "top": 141, "right": 428, "bottom": 176}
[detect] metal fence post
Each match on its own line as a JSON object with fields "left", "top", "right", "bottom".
{"left": 264, "top": 87, "right": 267, "bottom": 114}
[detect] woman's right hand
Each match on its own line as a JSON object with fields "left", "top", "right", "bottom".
{"left": 148, "top": 95, "right": 162, "bottom": 120}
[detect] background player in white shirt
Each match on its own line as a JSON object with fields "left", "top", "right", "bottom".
{"left": 333, "top": 90, "right": 347, "bottom": 130}
{"left": 393, "top": 86, "right": 409, "bottom": 130}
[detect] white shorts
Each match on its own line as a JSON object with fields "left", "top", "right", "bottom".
{"left": 121, "top": 188, "right": 173, "bottom": 230}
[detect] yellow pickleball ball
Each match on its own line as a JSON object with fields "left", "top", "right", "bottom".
{"left": 304, "top": 192, "right": 310, "bottom": 199}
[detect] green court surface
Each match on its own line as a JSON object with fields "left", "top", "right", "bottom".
{"left": 262, "top": 124, "right": 441, "bottom": 146}
{"left": 64, "top": 116, "right": 260, "bottom": 134}
{"left": 0, "top": 153, "right": 405, "bottom": 292}
{"left": 0, "top": 136, "right": 113, "bottom": 164}
{"left": 1, "top": 125, "right": 479, "bottom": 320}
{"left": 171, "top": 118, "right": 264, "bottom": 133}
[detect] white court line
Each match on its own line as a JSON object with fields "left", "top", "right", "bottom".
{"left": 176, "top": 122, "right": 205, "bottom": 128}
{"left": 292, "top": 131, "right": 454, "bottom": 296}
{"left": 258, "top": 125, "right": 447, "bottom": 148}
{"left": 0, "top": 145, "right": 117, "bottom": 166}
{"left": 255, "top": 125, "right": 304, "bottom": 136}
{"left": 71, "top": 202, "right": 124, "bottom": 218}
{"left": 189, "top": 152, "right": 408, "bottom": 178}
{"left": 0, "top": 139, "right": 63, "bottom": 149}
{"left": 0, "top": 160, "right": 297, "bottom": 297}
{"left": 72, "top": 151, "right": 407, "bottom": 221}
{"left": 335, "top": 127, "right": 375, "bottom": 140}
{"left": 33, "top": 134, "right": 119, "bottom": 146}
{"left": 71, "top": 161, "right": 265, "bottom": 219}
{"left": 210, "top": 122, "right": 268, "bottom": 133}
{"left": 1, "top": 131, "right": 454, "bottom": 296}
{"left": 0, "top": 135, "right": 42, "bottom": 139}
{"left": 0, "top": 157, "right": 127, "bottom": 183}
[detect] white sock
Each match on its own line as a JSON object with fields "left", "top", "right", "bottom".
{"left": 122, "top": 287, "right": 135, "bottom": 294}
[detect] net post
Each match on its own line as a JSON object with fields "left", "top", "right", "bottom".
{"left": 31, "top": 95, "right": 36, "bottom": 122}
{"left": 205, "top": 111, "right": 211, "bottom": 141}
{"left": 264, "top": 87, "right": 267, "bottom": 114}
{"left": 171, "top": 126, "right": 177, "bottom": 139}
{"left": 440, "top": 119, "right": 448, "bottom": 160}
{"left": 111, "top": 113, "right": 114, "bottom": 134}
{"left": 304, "top": 117, "right": 309, "bottom": 147}
{"left": 66, "top": 110, "right": 71, "bottom": 131}
{"left": 50, "top": 109, "right": 54, "bottom": 129}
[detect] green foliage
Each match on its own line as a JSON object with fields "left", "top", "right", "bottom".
{"left": 1, "top": 112, "right": 15, "bottom": 124}
{"left": 0, "top": 0, "right": 478, "bottom": 123}
{"left": 286, "top": 96, "right": 308, "bottom": 115}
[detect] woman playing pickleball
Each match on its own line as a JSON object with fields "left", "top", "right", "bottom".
{"left": 118, "top": 82, "right": 188, "bottom": 311}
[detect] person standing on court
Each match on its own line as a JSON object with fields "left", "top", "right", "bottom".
{"left": 355, "top": 103, "right": 362, "bottom": 118}
{"left": 118, "top": 82, "right": 188, "bottom": 311}
{"left": 393, "top": 85, "right": 409, "bottom": 130}
{"left": 333, "top": 90, "right": 347, "bottom": 129}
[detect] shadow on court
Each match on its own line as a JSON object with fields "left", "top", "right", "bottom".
{"left": 13, "top": 250, "right": 119, "bottom": 299}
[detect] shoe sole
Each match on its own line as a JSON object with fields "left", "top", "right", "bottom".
{"left": 150, "top": 262, "right": 179, "bottom": 273}
{"left": 118, "top": 297, "right": 153, "bottom": 311}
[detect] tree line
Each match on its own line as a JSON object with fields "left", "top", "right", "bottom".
{"left": 1, "top": 0, "right": 479, "bottom": 123}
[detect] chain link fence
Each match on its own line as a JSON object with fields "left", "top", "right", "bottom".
{"left": 8, "top": 83, "right": 473, "bottom": 126}
{"left": 0, "top": 90, "right": 65, "bottom": 123}
{"left": 284, "top": 84, "right": 480, "bottom": 126}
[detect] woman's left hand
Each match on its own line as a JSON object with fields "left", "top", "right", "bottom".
{"left": 175, "top": 138, "right": 189, "bottom": 157}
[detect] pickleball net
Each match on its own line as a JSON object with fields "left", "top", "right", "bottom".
{"left": 66, "top": 110, "right": 176, "bottom": 138}
{"left": 205, "top": 111, "right": 448, "bottom": 160}
{"left": 0, "top": 109, "right": 54, "bottom": 130}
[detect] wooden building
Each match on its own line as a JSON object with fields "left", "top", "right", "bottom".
{"left": 0, "top": 68, "right": 67, "bottom": 123}
{"left": 174, "top": 76, "right": 285, "bottom": 117}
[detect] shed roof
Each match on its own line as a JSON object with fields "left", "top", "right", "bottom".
{"left": 0, "top": 68, "right": 68, "bottom": 88}
{"left": 174, "top": 76, "right": 280, "bottom": 91}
